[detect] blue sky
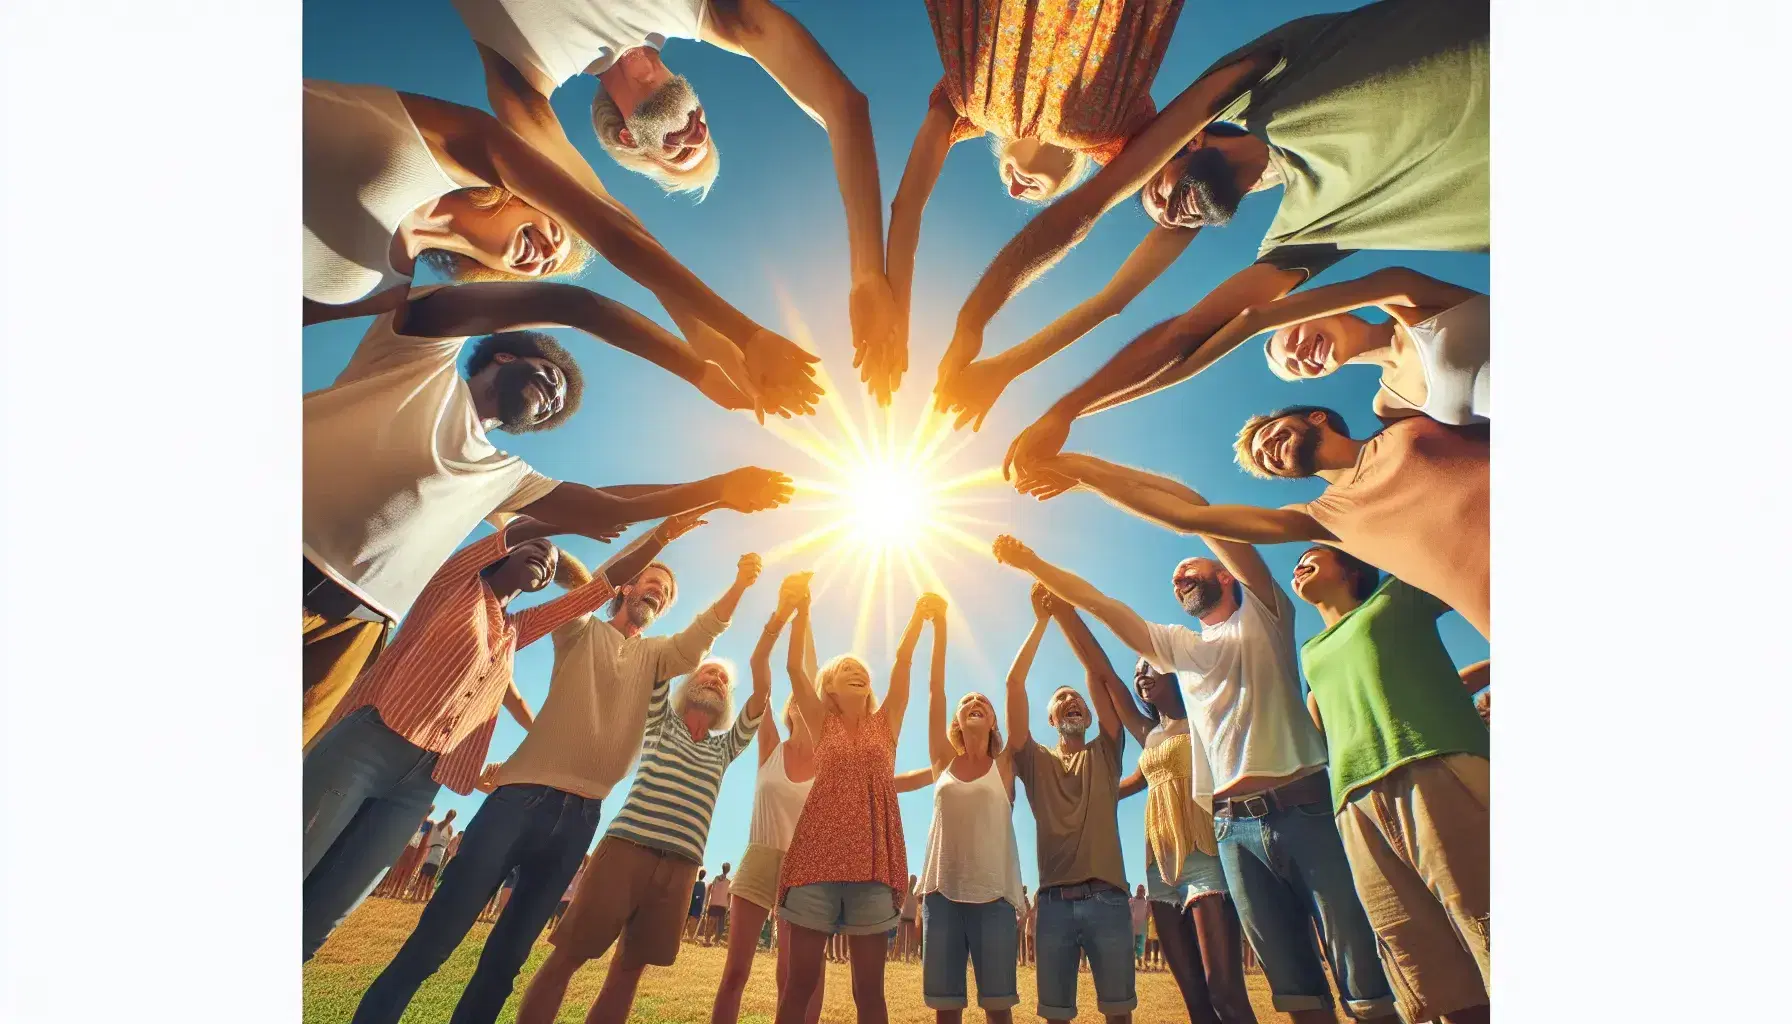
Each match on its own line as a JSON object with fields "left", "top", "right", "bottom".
{"left": 304, "top": 0, "right": 1489, "bottom": 890}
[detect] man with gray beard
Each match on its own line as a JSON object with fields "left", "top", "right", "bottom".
{"left": 351, "top": 529, "right": 762, "bottom": 1024}
{"left": 994, "top": 535, "right": 1397, "bottom": 1024}
{"left": 454, "top": 0, "right": 904, "bottom": 403}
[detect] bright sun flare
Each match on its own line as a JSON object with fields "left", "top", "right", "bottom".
{"left": 748, "top": 308, "right": 1006, "bottom": 654}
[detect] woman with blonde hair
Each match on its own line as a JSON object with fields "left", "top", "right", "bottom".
{"left": 302, "top": 79, "right": 820, "bottom": 419}
{"left": 912, "top": 609, "right": 1028, "bottom": 1024}
{"left": 772, "top": 580, "right": 937, "bottom": 1024}
{"left": 892, "top": 1, "right": 1187, "bottom": 394}
{"left": 709, "top": 574, "right": 826, "bottom": 1024}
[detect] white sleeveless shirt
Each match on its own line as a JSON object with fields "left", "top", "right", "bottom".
{"left": 917, "top": 762, "right": 1026, "bottom": 910}
{"left": 1386, "top": 293, "right": 1490, "bottom": 426}
{"left": 747, "top": 744, "right": 814, "bottom": 852}
{"left": 454, "top": 0, "right": 710, "bottom": 89}
{"left": 302, "top": 81, "right": 460, "bottom": 306}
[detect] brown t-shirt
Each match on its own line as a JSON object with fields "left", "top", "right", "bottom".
{"left": 1302, "top": 417, "right": 1489, "bottom": 639}
{"left": 1012, "top": 732, "right": 1127, "bottom": 893}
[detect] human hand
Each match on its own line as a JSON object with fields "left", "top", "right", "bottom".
{"left": 657, "top": 509, "right": 710, "bottom": 544}
{"left": 931, "top": 325, "right": 982, "bottom": 413}
{"left": 475, "top": 763, "right": 503, "bottom": 794}
{"left": 740, "top": 330, "right": 822, "bottom": 422}
{"left": 991, "top": 534, "right": 1038, "bottom": 570}
{"left": 777, "top": 571, "right": 815, "bottom": 614}
{"left": 735, "top": 553, "right": 764, "bottom": 589}
{"left": 1016, "top": 457, "right": 1079, "bottom": 501}
{"left": 916, "top": 592, "right": 948, "bottom": 623}
{"left": 850, "top": 273, "right": 904, "bottom": 406}
{"left": 696, "top": 361, "right": 756, "bottom": 412}
{"left": 934, "top": 355, "right": 1016, "bottom": 433}
{"left": 1002, "top": 411, "right": 1073, "bottom": 486}
{"left": 1029, "top": 582, "right": 1061, "bottom": 620}
{"left": 717, "top": 467, "right": 795, "bottom": 512}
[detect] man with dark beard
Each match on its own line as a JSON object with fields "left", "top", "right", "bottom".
{"left": 302, "top": 282, "right": 793, "bottom": 745}
{"left": 454, "top": 0, "right": 905, "bottom": 403}
{"left": 993, "top": 535, "right": 1397, "bottom": 1024}
{"left": 930, "top": 0, "right": 1487, "bottom": 462}
{"left": 1026, "top": 406, "right": 1490, "bottom": 642}
{"left": 350, "top": 548, "right": 763, "bottom": 1024}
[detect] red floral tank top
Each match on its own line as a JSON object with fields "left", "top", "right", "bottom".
{"left": 777, "top": 707, "right": 909, "bottom": 912}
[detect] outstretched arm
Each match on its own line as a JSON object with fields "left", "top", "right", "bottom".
{"left": 752, "top": 590, "right": 798, "bottom": 765}
{"left": 518, "top": 468, "right": 792, "bottom": 544}
{"left": 926, "top": 597, "right": 953, "bottom": 773}
{"left": 1002, "top": 588, "right": 1054, "bottom": 757}
{"left": 1459, "top": 659, "right": 1490, "bottom": 695}
{"left": 1054, "top": 598, "right": 1152, "bottom": 746}
{"left": 952, "top": 52, "right": 1274, "bottom": 341}
{"left": 1118, "top": 767, "right": 1147, "bottom": 800}
{"left": 894, "top": 767, "right": 936, "bottom": 794}
{"left": 474, "top": 43, "right": 623, "bottom": 210}
{"left": 993, "top": 535, "right": 1155, "bottom": 662}
{"left": 885, "top": 595, "right": 940, "bottom": 744}
{"left": 888, "top": 93, "right": 959, "bottom": 355}
{"left": 783, "top": 575, "right": 827, "bottom": 738}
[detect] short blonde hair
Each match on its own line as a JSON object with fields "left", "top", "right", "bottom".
{"left": 1264, "top": 330, "right": 1302, "bottom": 382}
{"left": 990, "top": 136, "right": 1094, "bottom": 205}
{"left": 946, "top": 694, "right": 1003, "bottom": 758}
{"left": 672, "top": 658, "right": 739, "bottom": 732}
{"left": 591, "top": 92, "right": 720, "bottom": 200}
{"left": 419, "top": 187, "right": 596, "bottom": 283}
{"left": 817, "top": 655, "right": 878, "bottom": 716}
{"left": 1232, "top": 405, "right": 1349, "bottom": 481}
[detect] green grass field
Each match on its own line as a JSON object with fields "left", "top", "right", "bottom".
{"left": 304, "top": 898, "right": 1294, "bottom": 1023}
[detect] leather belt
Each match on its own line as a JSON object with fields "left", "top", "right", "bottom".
{"left": 1213, "top": 770, "right": 1331, "bottom": 819}
{"left": 1040, "top": 880, "right": 1123, "bottom": 902}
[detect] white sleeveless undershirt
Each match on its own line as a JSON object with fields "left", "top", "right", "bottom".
{"left": 747, "top": 743, "right": 814, "bottom": 852}
{"left": 1385, "top": 293, "right": 1490, "bottom": 426}
{"left": 302, "top": 81, "right": 460, "bottom": 306}
{"left": 917, "top": 762, "right": 1026, "bottom": 910}
{"left": 454, "top": 0, "right": 710, "bottom": 90}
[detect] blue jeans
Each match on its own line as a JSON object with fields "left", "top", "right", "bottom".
{"left": 302, "top": 706, "right": 441, "bottom": 960}
{"left": 1033, "top": 885, "right": 1137, "bottom": 1019}
{"left": 351, "top": 784, "right": 601, "bottom": 1024}
{"left": 779, "top": 881, "right": 900, "bottom": 935}
{"left": 920, "top": 893, "right": 1019, "bottom": 1010}
{"left": 1215, "top": 803, "right": 1396, "bottom": 1019}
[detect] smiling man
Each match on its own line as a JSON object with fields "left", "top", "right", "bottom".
{"left": 453, "top": 0, "right": 904, "bottom": 401}
{"left": 302, "top": 284, "right": 794, "bottom": 745}
{"left": 350, "top": 539, "right": 762, "bottom": 1024}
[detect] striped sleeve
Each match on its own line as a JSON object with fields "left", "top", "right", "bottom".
{"left": 429, "top": 524, "right": 513, "bottom": 588}
{"left": 719, "top": 703, "right": 762, "bottom": 764}
{"left": 511, "top": 575, "right": 616, "bottom": 650}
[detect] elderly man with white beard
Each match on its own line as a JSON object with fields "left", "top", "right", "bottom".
{"left": 515, "top": 584, "right": 769, "bottom": 1024}
{"left": 350, "top": 530, "right": 761, "bottom": 1024}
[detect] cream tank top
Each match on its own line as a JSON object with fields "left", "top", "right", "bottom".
{"left": 1386, "top": 293, "right": 1490, "bottom": 426}
{"left": 917, "top": 762, "right": 1026, "bottom": 910}
{"left": 747, "top": 744, "right": 814, "bottom": 852}
{"left": 303, "top": 80, "right": 461, "bottom": 306}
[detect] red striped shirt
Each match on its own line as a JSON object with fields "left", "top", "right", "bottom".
{"left": 320, "top": 524, "right": 615, "bottom": 794}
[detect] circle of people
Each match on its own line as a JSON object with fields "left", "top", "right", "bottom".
{"left": 301, "top": 2, "right": 1489, "bottom": 1023}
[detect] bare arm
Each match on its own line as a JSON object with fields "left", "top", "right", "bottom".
{"left": 475, "top": 43, "right": 622, "bottom": 208}
{"left": 1054, "top": 599, "right": 1152, "bottom": 745}
{"left": 752, "top": 599, "right": 796, "bottom": 765}
{"left": 1075, "top": 610, "right": 1125, "bottom": 743}
{"left": 885, "top": 597, "right": 937, "bottom": 745}
{"left": 1459, "top": 659, "right": 1490, "bottom": 695}
{"left": 1118, "top": 767, "right": 1147, "bottom": 800}
{"left": 784, "top": 576, "right": 826, "bottom": 738}
{"left": 993, "top": 536, "right": 1156, "bottom": 661}
{"left": 502, "top": 680, "right": 534, "bottom": 730}
{"left": 518, "top": 468, "right": 792, "bottom": 544}
{"left": 1305, "top": 692, "right": 1323, "bottom": 735}
{"left": 304, "top": 288, "right": 407, "bottom": 327}
{"left": 888, "top": 96, "right": 959, "bottom": 343}
{"left": 953, "top": 52, "right": 1274, "bottom": 338}
{"left": 894, "top": 767, "right": 936, "bottom": 794}
{"left": 926, "top": 600, "right": 952, "bottom": 772}
{"left": 1002, "top": 609, "right": 1052, "bottom": 757}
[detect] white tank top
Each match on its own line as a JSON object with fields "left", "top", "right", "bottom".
{"left": 747, "top": 744, "right": 814, "bottom": 852}
{"left": 303, "top": 81, "right": 460, "bottom": 306}
{"left": 454, "top": 0, "right": 710, "bottom": 90}
{"left": 1386, "top": 293, "right": 1490, "bottom": 426}
{"left": 917, "top": 762, "right": 1026, "bottom": 911}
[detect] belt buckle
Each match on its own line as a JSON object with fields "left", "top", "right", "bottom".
{"left": 1238, "top": 793, "right": 1273, "bottom": 818}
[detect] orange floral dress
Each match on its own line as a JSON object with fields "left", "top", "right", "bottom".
{"left": 777, "top": 707, "right": 909, "bottom": 914}
{"left": 925, "top": 0, "right": 1187, "bottom": 164}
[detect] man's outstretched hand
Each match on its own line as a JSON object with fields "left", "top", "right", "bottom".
{"left": 851, "top": 273, "right": 905, "bottom": 407}
{"left": 740, "top": 330, "right": 823, "bottom": 422}
{"left": 1002, "top": 411, "right": 1074, "bottom": 488}
{"left": 991, "top": 534, "right": 1038, "bottom": 570}
{"left": 717, "top": 468, "right": 795, "bottom": 513}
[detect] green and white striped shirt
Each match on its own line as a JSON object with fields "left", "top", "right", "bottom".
{"left": 605, "top": 677, "right": 761, "bottom": 864}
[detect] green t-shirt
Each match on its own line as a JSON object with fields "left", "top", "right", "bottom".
{"left": 1202, "top": 0, "right": 1489, "bottom": 261}
{"left": 1300, "top": 577, "right": 1489, "bottom": 812}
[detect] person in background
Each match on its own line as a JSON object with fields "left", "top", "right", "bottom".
{"left": 899, "top": 876, "right": 921, "bottom": 962}
{"left": 771, "top": 583, "right": 931, "bottom": 1024}
{"left": 479, "top": 866, "right": 521, "bottom": 923}
{"left": 513, "top": 638, "right": 769, "bottom": 1024}
{"left": 710, "top": 576, "right": 826, "bottom": 1024}
{"left": 1475, "top": 691, "right": 1490, "bottom": 726}
{"left": 703, "top": 864, "right": 734, "bottom": 946}
{"left": 1145, "top": 912, "right": 1160, "bottom": 972}
{"left": 414, "top": 811, "right": 458, "bottom": 903}
{"left": 453, "top": 0, "right": 901, "bottom": 404}
{"left": 994, "top": 534, "right": 1396, "bottom": 1024}
{"left": 552, "top": 854, "right": 591, "bottom": 931}
{"left": 1130, "top": 886, "right": 1150, "bottom": 971}
{"left": 349, "top": 541, "right": 760, "bottom": 1024}
{"left": 688, "top": 871, "right": 710, "bottom": 942}
{"left": 1004, "top": 583, "right": 1135, "bottom": 1023}
{"left": 1291, "top": 546, "right": 1490, "bottom": 1024}
{"left": 374, "top": 813, "right": 433, "bottom": 900}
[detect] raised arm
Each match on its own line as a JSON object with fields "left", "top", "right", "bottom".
{"left": 474, "top": 43, "right": 623, "bottom": 209}
{"left": 952, "top": 52, "right": 1275, "bottom": 341}
{"left": 517, "top": 467, "right": 792, "bottom": 543}
{"left": 993, "top": 535, "right": 1155, "bottom": 661}
{"left": 885, "top": 594, "right": 941, "bottom": 745}
{"left": 1002, "top": 587, "right": 1054, "bottom": 757}
{"left": 926, "top": 598, "right": 953, "bottom": 773}
{"left": 751, "top": 580, "right": 798, "bottom": 764}
{"left": 1053, "top": 597, "right": 1152, "bottom": 745}
{"left": 783, "top": 574, "right": 827, "bottom": 738}
{"left": 935, "top": 226, "right": 1196, "bottom": 431}
{"left": 1063, "top": 606, "right": 1124, "bottom": 743}
{"left": 706, "top": 0, "right": 898, "bottom": 403}
{"left": 889, "top": 93, "right": 961, "bottom": 355}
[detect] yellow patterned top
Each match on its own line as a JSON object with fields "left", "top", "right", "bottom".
{"left": 1138, "top": 728, "right": 1216, "bottom": 873}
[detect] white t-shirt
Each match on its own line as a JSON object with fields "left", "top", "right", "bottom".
{"left": 425, "top": 822, "right": 455, "bottom": 862}
{"left": 1145, "top": 584, "right": 1327, "bottom": 796}
{"left": 454, "top": 0, "right": 711, "bottom": 89}
{"left": 302, "top": 291, "right": 560, "bottom": 619}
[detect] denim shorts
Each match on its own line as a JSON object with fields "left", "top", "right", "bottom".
{"left": 920, "top": 893, "right": 1019, "bottom": 1010}
{"left": 1033, "top": 885, "right": 1137, "bottom": 1019}
{"left": 1145, "top": 847, "right": 1230, "bottom": 906}
{"left": 778, "top": 881, "right": 900, "bottom": 936}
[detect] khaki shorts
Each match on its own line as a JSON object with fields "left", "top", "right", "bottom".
{"left": 549, "top": 835, "right": 700, "bottom": 967}
{"left": 1337, "top": 752, "right": 1490, "bottom": 1022}
{"left": 733, "top": 843, "right": 783, "bottom": 911}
